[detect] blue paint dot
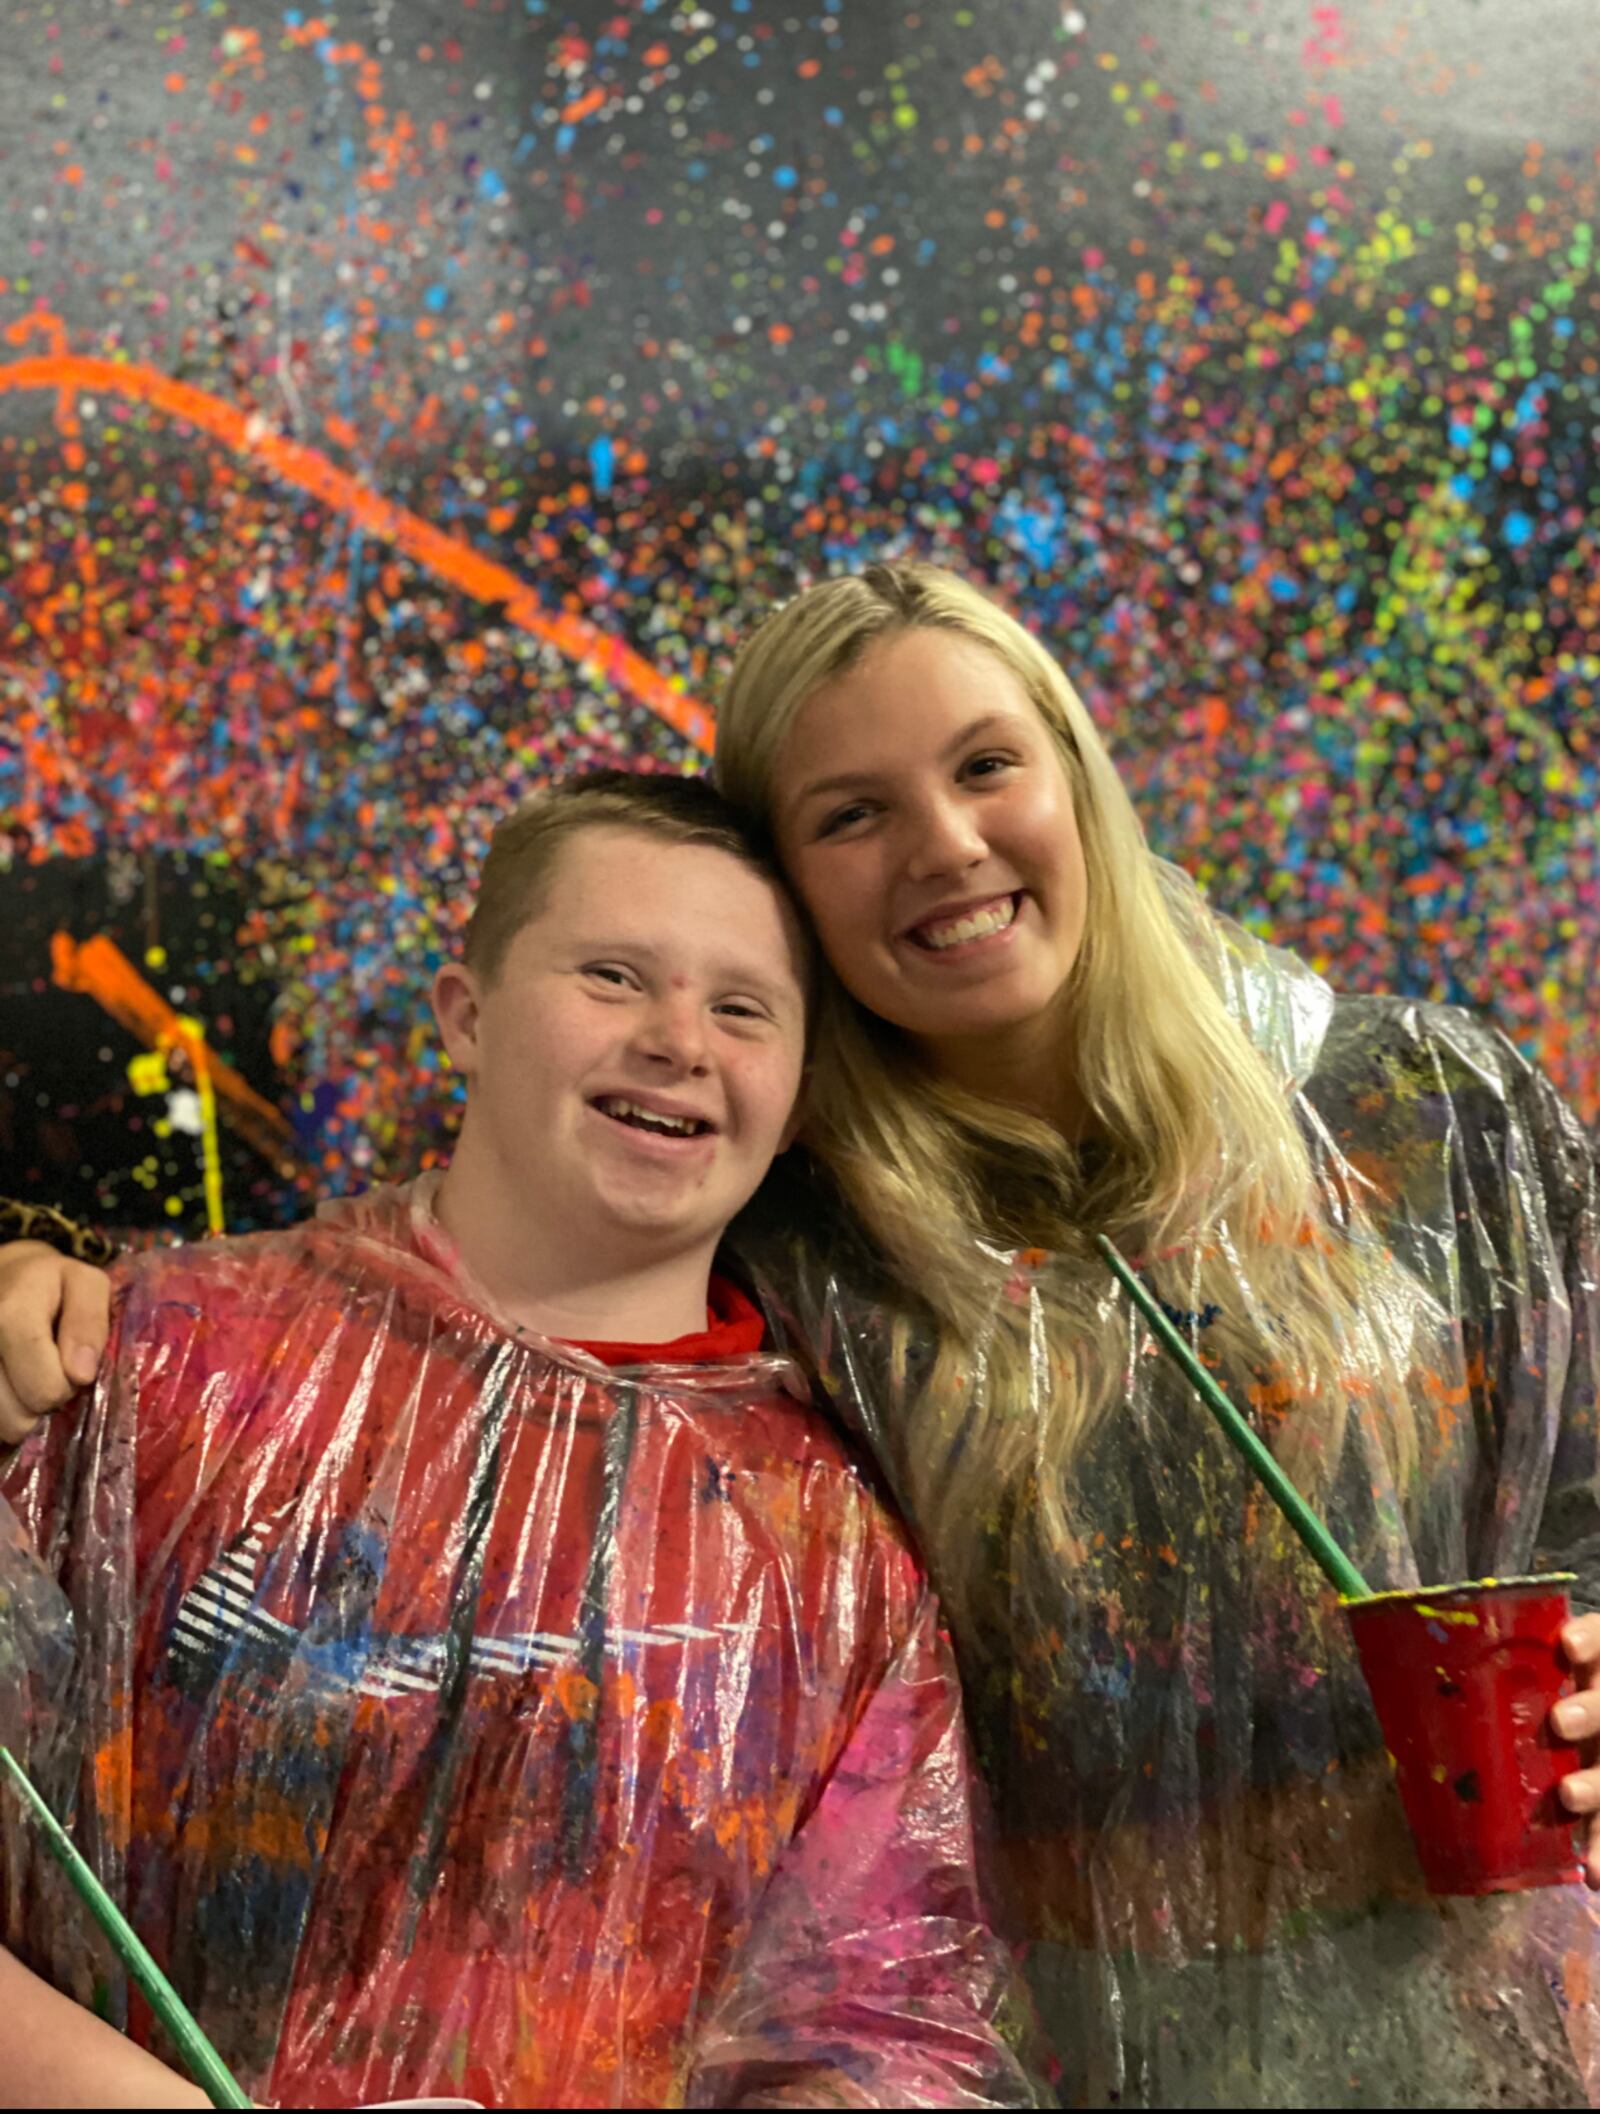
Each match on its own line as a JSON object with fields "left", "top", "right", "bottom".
{"left": 823, "top": 106, "right": 843, "bottom": 125}
{"left": 423, "top": 284, "right": 450, "bottom": 313}
{"left": 773, "top": 165, "right": 797, "bottom": 190}
{"left": 1504, "top": 510, "right": 1534, "bottom": 547}
{"left": 478, "top": 168, "right": 506, "bottom": 202}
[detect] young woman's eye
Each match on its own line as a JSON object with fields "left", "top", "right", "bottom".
{"left": 715, "top": 999, "right": 769, "bottom": 1023}
{"left": 816, "top": 801, "right": 873, "bottom": 839}
{"left": 963, "top": 752, "right": 1015, "bottom": 783}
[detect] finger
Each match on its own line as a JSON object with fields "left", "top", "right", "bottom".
{"left": 0, "top": 1294, "right": 76, "bottom": 1416}
{"left": 1551, "top": 1691, "right": 1600, "bottom": 1743}
{"left": 1584, "top": 1812, "right": 1600, "bottom": 1891}
{"left": 0, "top": 1366, "right": 44, "bottom": 1450}
{"left": 56, "top": 1263, "right": 112, "bottom": 1388}
{"left": 1561, "top": 1612, "right": 1600, "bottom": 1667}
{"left": 1559, "top": 1768, "right": 1600, "bottom": 1814}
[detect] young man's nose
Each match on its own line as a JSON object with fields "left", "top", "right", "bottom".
{"left": 634, "top": 993, "right": 711, "bottom": 1073}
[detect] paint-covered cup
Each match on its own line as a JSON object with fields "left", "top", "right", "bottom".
{"left": 1343, "top": 1573, "right": 1582, "bottom": 1895}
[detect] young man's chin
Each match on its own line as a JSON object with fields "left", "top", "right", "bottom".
{"left": 584, "top": 1180, "right": 729, "bottom": 1247}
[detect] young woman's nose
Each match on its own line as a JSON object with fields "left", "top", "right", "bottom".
{"left": 903, "top": 787, "right": 988, "bottom": 882}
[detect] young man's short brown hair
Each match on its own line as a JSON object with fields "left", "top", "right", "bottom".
{"left": 463, "top": 770, "right": 813, "bottom": 1001}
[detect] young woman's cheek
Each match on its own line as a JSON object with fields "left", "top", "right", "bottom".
{"left": 823, "top": 856, "right": 893, "bottom": 974}
{"left": 788, "top": 845, "right": 852, "bottom": 947}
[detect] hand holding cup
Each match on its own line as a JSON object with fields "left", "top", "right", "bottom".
{"left": 1554, "top": 1611, "right": 1600, "bottom": 1888}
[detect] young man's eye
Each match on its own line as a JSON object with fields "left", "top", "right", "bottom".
{"left": 714, "top": 999, "right": 769, "bottom": 1023}
{"left": 583, "top": 964, "right": 637, "bottom": 989}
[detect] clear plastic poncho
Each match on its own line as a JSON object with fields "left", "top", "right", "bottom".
{"left": 0, "top": 1180, "right": 1039, "bottom": 2109}
{"left": 745, "top": 867, "right": 1600, "bottom": 2109}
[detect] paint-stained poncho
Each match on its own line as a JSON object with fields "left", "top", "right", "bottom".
{"left": 0, "top": 1179, "right": 1038, "bottom": 2110}
{"left": 747, "top": 867, "right": 1600, "bottom": 2109}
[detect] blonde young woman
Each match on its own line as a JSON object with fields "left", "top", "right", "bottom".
{"left": 3, "top": 560, "right": 1600, "bottom": 2105}
{"left": 712, "top": 562, "right": 1600, "bottom": 2108}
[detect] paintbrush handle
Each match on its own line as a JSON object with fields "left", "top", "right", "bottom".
{"left": 1094, "top": 1235, "right": 1371, "bottom": 1601}
{"left": 0, "top": 1746, "right": 252, "bottom": 2109}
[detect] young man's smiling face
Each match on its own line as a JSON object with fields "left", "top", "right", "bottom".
{"left": 435, "top": 825, "right": 810, "bottom": 1271}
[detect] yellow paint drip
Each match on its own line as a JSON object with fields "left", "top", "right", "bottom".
{"left": 165, "top": 1016, "right": 225, "bottom": 1237}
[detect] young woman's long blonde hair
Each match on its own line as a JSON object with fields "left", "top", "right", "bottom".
{"left": 716, "top": 561, "right": 1422, "bottom": 1639}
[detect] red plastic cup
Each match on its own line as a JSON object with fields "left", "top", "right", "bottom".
{"left": 1343, "top": 1573, "right": 1583, "bottom": 1896}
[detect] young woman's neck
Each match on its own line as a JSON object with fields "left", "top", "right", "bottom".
{"left": 920, "top": 1005, "right": 1091, "bottom": 1142}
{"left": 433, "top": 1137, "right": 717, "bottom": 1348}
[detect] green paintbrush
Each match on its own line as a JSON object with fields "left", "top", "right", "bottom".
{"left": 1095, "top": 1234, "right": 1372, "bottom": 1601}
{"left": 0, "top": 1744, "right": 252, "bottom": 2109}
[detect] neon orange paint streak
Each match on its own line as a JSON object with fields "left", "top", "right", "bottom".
{"left": 51, "top": 931, "right": 300, "bottom": 1175}
{"left": 0, "top": 315, "right": 714, "bottom": 756}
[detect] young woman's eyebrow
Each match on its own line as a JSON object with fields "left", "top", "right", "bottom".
{"left": 938, "top": 711, "right": 1011, "bottom": 755}
{"left": 789, "top": 765, "right": 883, "bottom": 808}
{"left": 791, "top": 712, "right": 1018, "bottom": 812}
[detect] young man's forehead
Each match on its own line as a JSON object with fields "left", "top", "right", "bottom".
{"left": 549, "top": 825, "right": 786, "bottom": 909}
{"left": 525, "top": 832, "right": 808, "bottom": 994}
{"left": 546, "top": 818, "right": 757, "bottom": 881}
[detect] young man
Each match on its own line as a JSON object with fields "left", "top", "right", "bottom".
{"left": 0, "top": 774, "right": 1036, "bottom": 2110}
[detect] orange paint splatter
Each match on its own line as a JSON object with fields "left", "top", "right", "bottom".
{"left": 0, "top": 314, "right": 713, "bottom": 753}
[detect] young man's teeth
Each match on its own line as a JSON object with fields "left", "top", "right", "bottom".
{"left": 918, "top": 897, "right": 1016, "bottom": 951}
{"left": 601, "top": 1097, "right": 702, "bottom": 1135}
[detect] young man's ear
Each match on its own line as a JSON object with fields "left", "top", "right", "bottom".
{"left": 431, "top": 961, "right": 485, "bottom": 1080}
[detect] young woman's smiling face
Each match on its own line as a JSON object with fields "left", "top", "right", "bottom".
{"left": 774, "top": 627, "right": 1089, "bottom": 1060}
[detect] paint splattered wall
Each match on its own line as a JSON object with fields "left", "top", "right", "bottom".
{"left": 1, "top": 0, "right": 1596, "bottom": 1235}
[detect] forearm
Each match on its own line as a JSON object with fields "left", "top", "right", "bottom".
{"left": 0, "top": 1945, "right": 208, "bottom": 2108}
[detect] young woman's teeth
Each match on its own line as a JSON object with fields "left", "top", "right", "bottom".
{"left": 598, "top": 1098, "right": 706, "bottom": 1136}
{"left": 916, "top": 896, "right": 1017, "bottom": 951}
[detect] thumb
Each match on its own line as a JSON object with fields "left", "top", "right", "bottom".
{"left": 58, "top": 1263, "right": 113, "bottom": 1389}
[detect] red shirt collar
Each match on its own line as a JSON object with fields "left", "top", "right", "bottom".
{"left": 561, "top": 1274, "right": 767, "bottom": 1368}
